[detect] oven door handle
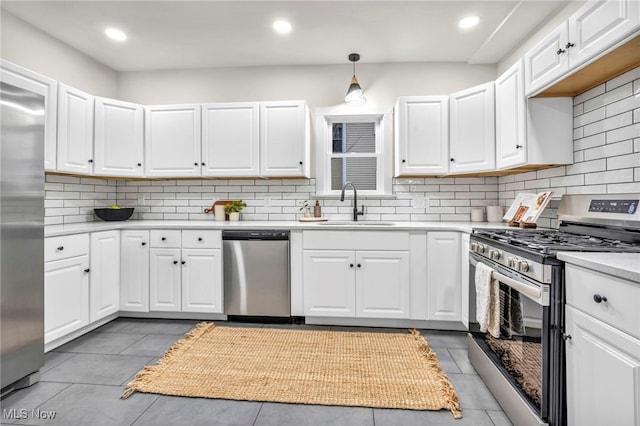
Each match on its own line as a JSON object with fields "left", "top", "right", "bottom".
{"left": 470, "top": 257, "right": 548, "bottom": 305}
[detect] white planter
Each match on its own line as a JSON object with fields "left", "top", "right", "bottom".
{"left": 228, "top": 212, "right": 240, "bottom": 221}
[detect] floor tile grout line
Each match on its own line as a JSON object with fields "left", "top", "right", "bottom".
{"left": 128, "top": 393, "right": 161, "bottom": 426}
{"left": 251, "top": 402, "right": 264, "bottom": 426}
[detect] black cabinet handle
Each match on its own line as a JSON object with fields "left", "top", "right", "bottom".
{"left": 593, "top": 294, "right": 607, "bottom": 304}
{"left": 357, "top": 264, "right": 362, "bottom": 268}
{"left": 173, "top": 260, "right": 178, "bottom": 265}
{"left": 556, "top": 48, "right": 566, "bottom": 55}
{"left": 201, "top": 162, "right": 206, "bottom": 166}
{"left": 450, "top": 158, "right": 454, "bottom": 162}
{"left": 515, "top": 144, "right": 523, "bottom": 149}
{"left": 402, "top": 159, "right": 406, "bottom": 163}
{"left": 84, "top": 268, "right": 90, "bottom": 273}
{"left": 194, "top": 162, "right": 198, "bottom": 166}
{"left": 566, "top": 42, "right": 575, "bottom": 49}
{"left": 349, "top": 263, "right": 354, "bottom": 268}
{"left": 181, "top": 260, "right": 186, "bottom": 265}
{"left": 57, "top": 246, "right": 64, "bottom": 251}
{"left": 198, "top": 237, "right": 203, "bottom": 241}
{"left": 141, "top": 242, "right": 147, "bottom": 246}
{"left": 562, "top": 333, "right": 572, "bottom": 341}
{"left": 299, "top": 161, "right": 303, "bottom": 165}
{"left": 88, "top": 159, "right": 93, "bottom": 163}
{"left": 161, "top": 237, "right": 166, "bottom": 241}
{"left": 137, "top": 163, "right": 142, "bottom": 166}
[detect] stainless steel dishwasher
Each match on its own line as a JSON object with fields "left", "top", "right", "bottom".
{"left": 222, "top": 230, "right": 290, "bottom": 318}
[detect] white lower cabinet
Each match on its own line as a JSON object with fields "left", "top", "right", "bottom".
{"left": 565, "top": 264, "right": 640, "bottom": 426}
{"left": 89, "top": 231, "right": 120, "bottom": 322}
{"left": 426, "top": 232, "right": 462, "bottom": 322}
{"left": 120, "top": 230, "right": 150, "bottom": 312}
{"left": 149, "top": 230, "right": 223, "bottom": 313}
{"left": 44, "top": 233, "right": 90, "bottom": 344}
{"left": 303, "top": 250, "right": 356, "bottom": 317}
{"left": 44, "top": 255, "right": 90, "bottom": 343}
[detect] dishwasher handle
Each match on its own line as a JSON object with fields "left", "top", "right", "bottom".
{"left": 222, "top": 230, "right": 290, "bottom": 241}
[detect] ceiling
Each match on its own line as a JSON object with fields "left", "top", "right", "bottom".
{"left": 1, "top": 0, "right": 571, "bottom": 72}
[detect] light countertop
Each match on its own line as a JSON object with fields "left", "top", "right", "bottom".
{"left": 45, "top": 219, "right": 513, "bottom": 237}
{"left": 557, "top": 252, "right": 640, "bottom": 283}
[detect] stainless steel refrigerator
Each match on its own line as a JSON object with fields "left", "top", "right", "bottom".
{"left": 0, "top": 79, "right": 45, "bottom": 392}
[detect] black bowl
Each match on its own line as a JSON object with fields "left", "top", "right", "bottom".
{"left": 94, "top": 208, "right": 134, "bottom": 221}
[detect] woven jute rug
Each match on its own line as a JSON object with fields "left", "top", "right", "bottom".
{"left": 121, "top": 323, "right": 461, "bottom": 418}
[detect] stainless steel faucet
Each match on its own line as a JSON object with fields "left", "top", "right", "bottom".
{"left": 340, "top": 181, "right": 364, "bottom": 221}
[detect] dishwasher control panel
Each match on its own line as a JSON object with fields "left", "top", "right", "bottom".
{"left": 222, "top": 230, "right": 290, "bottom": 240}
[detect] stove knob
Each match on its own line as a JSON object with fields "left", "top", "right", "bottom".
{"left": 478, "top": 244, "right": 487, "bottom": 254}
{"left": 490, "top": 250, "right": 501, "bottom": 260}
{"left": 517, "top": 260, "right": 530, "bottom": 272}
{"left": 507, "top": 257, "right": 516, "bottom": 268}
{"left": 470, "top": 242, "right": 478, "bottom": 252}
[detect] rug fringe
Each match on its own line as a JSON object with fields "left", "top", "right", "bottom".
{"left": 120, "top": 322, "right": 216, "bottom": 399}
{"left": 409, "top": 329, "right": 463, "bottom": 419}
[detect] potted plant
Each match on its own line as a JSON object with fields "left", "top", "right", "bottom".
{"left": 224, "top": 200, "right": 246, "bottom": 221}
{"left": 299, "top": 200, "right": 311, "bottom": 217}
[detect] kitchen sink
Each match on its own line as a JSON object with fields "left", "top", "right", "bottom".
{"left": 315, "top": 221, "right": 396, "bottom": 226}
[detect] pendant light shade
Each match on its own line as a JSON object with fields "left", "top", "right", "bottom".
{"left": 345, "top": 53, "right": 366, "bottom": 106}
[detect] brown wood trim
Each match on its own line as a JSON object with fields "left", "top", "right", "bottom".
{"left": 45, "top": 171, "right": 310, "bottom": 181}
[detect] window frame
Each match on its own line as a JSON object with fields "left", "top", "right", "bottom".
{"left": 314, "top": 107, "right": 393, "bottom": 197}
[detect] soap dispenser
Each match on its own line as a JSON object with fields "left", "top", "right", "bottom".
{"left": 314, "top": 200, "right": 322, "bottom": 217}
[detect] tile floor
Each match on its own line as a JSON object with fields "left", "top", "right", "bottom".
{"left": 1, "top": 318, "right": 512, "bottom": 426}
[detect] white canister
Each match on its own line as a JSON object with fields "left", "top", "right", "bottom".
{"left": 487, "top": 206, "right": 504, "bottom": 223}
{"left": 471, "top": 208, "right": 484, "bottom": 222}
{"left": 214, "top": 205, "right": 226, "bottom": 222}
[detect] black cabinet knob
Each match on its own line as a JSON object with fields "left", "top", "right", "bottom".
{"left": 194, "top": 162, "right": 198, "bottom": 166}
{"left": 198, "top": 237, "right": 203, "bottom": 241}
{"left": 181, "top": 260, "right": 186, "bottom": 265}
{"left": 562, "top": 333, "right": 572, "bottom": 341}
{"left": 515, "top": 144, "right": 523, "bottom": 149}
{"left": 357, "top": 264, "right": 362, "bottom": 268}
{"left": 566, "top": 42, "right": 575, "bottom": 49}
{"left": 556, "top": 48, "right": 566, "bottom": 55}
{"left": 141, "top": 242, "right": 147, "bottom": 246}
{"left": 161, "top": 237, "right": 166, "bottom": 241}
{"left": 88, "top": 159, "right": 93, "bottom": 163}
{"left": 450, "top": 158, "right": 454, "bottom": 162}
{"left": 402, "top": 159, "right": 406, "bottom": 163}
{"left": 84, "top": 268, "right": 90, "bottom": 273}
{"left": 201, "top": 162, "right": 206, "bottom": 166}
{"left": 137, "top": 163, "right": 142, "bottom": 166}
{"left": 593, "top": 294, "right": 607, "bottom": 304}
{"left": 57, "top": 246, "right": 64, "bottom": 251}
{"left": 349, "top": 263, "right": 354, "bottom": 268}
{"left": 299, "top": 161, "right": 303, "bottom": 165}
{"left": 173, "top": 260, "right": 178, "bottom": 265}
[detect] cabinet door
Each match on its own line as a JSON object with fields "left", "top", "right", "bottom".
{"left": 569, "top": 0, "right": 640, "bottom": 69}
{"left": 303, "top": 250, "right": 356, "bottom": 317}
{"left": 426, "top": 232, "right": 461, "bottom": 322}
{"left": 460, "top": 234, "right": 470, "bottom": 329}
{"left": 0, "top": 60, "right": 58, "bottom": 171}
{"left": 120, "top": 230, "right": 149, "bottom": 312}
{"left": 202, "top": 102, "right": 260, "bottom": 177}
{"left": 355, "top": 251, "right": 410, "bottom": 319}
{"left": 260, "top": 101, "right": 309, "bottom": 177}
{"left": 44, "top": 255, "right": 90, "bottom": 343}
{"left": 394, "top": 96, "right": 449, "bottom": 176}
{"left": 181, "top": 248, "right": 223, "bottom": 313}
{"left": 149, "top": 248, "right": 182, "bottom": 311}
{"left": 57, "top": 84, "right": 94, "bottom": 174}
{"left": 524, "top": 23, "right": 570, "bottom": 95}
{"left": 495, "top": 61, "right": 527, "bottom": 169}
{"left": 89, "top": 231, "right": 120, "bottom": 322}
{"left": 565, "top": 306, "right": 640, "bottom": 426}
{"left": 145, "top": 105, "right": 201, "bottom": 177}
{"left": 94, "top": 97, "right": 144, "bottom": 177}
{"left": 449, "top": 83, "right": 495, "bottom": 173}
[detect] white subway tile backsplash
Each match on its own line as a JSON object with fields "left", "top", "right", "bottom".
{"left": 607, "top": 153, "right": 640, "bottom": 170}
{"left": 574, "top": 107, "right": 605, "bottom": 128}
{"left": 606, "top": 67, "right": 640, "bottom": 91}
{"left": 583, "top": 83, "right": 632, "bottom": 113}
{"left": 574, "top": 133, "right": 605, "bottom": 150}
{"left": 584, "top": 169, "right": 634, "bottom": 185}
{"left": 583, "top": 111, "right": 633, "bottom": 137}
{"left": 574, "top": 83, "right": 605, "bottom": 105}
{"left": 606, "top": 123, "right": 640, "bottom": 144}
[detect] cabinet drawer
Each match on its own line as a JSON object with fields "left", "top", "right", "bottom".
{"left": 566, "top": 265, "right": 640, "bottom": 339}
{"left": 303, "top": 230, "right": 409, "bottom": 251}
{"left": 182, "top": 230, "right": 221, "bottom": 249}
{"left": 45, "top": 233, "right": 89, "bottom": 262}
{"left": 150, "top": 230, "right": 181, "bottom": 248}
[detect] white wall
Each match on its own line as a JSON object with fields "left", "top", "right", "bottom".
{"left": 0, "top": 11, "right": 118, "bottom": 97}
{"left": 117, "top": 62, "right": 497, "bottom": 111}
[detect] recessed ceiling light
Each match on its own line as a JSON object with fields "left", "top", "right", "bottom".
{"left": 458, "top": 15, "right": 480, "bottom": 30}
{"left": 273, "top": 20, "right": 292, "bottom": 35}
{"left": 105, "top": 27, "right": 127, "bottom": 42}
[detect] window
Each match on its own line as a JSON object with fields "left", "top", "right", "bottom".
{"left": 315, "top": 109, "right": 392, "bottom": 196}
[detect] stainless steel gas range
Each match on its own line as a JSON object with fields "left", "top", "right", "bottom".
{"left": 467, "top": 194, "right": 640, "bottom": 426}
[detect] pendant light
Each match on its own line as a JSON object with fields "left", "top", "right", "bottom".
{"left": 344, "top": 53, "right": 366, "bottom": 106}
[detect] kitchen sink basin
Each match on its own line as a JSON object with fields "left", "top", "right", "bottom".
{"left": 315, "top": 221, "right": 396, "bottom": 226}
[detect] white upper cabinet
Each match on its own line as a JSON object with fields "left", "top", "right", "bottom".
{"left": 525, "top": 0, "right": 640, "bottom": 95}
{"left": 94, "top": 97, "right": 144, "bottom": 177}
{"left": 0, "top": 60, "right": 58, "bottom": 171}
{"left": 260, "top": 101, "right": 310, "bottom": 177}
{"left": 57, "top": 84, "right": 94, "bottom": 174}
{"left": 449, "top": 82, "right": 495, "bottom": 174}
{"left": 394, "top": 96, "right": 449, "bottom": 176}
{"left": 496, "top": 60, "right": 573, "bottom": 170}
{"left": 145, "top": 104, "right": 201, "bottom": 177}
{"left": 202, "top": 102, "right": 260, "bottom": 177}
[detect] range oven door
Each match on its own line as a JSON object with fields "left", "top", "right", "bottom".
{"left": 468, "top": 251, "right": 552, "bottom": 423}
